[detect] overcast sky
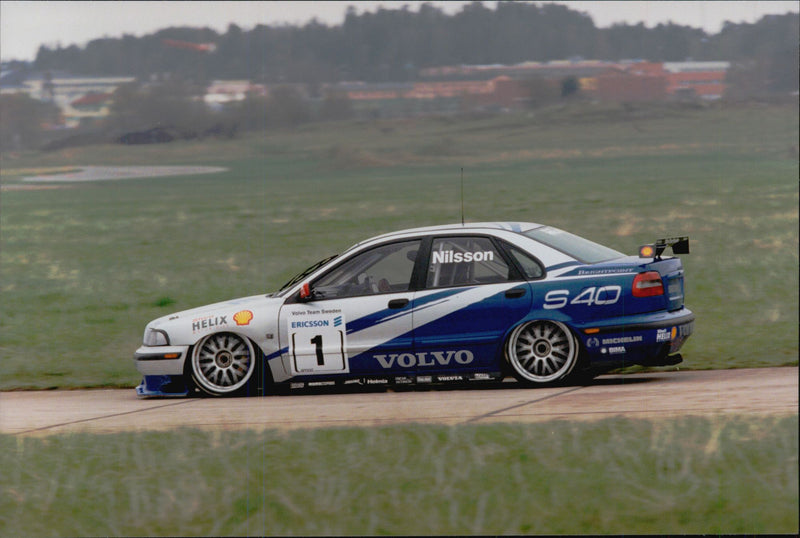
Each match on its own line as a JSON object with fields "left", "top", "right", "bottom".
{"left": 1, "top": 1, "right": 798, "bottom": 62}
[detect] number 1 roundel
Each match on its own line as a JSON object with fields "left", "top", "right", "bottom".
{"left": 288, "top": 310, "right": 348, "bottom": 374}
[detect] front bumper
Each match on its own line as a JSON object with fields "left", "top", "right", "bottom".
{"left": 134, "top": 346, "right": 191, "bottom": 397}
{"left": 134, "top": 345, "right": 188, "bottom": 375}
{"left": 136, "top": 375, "right": 189, "bottom": 397}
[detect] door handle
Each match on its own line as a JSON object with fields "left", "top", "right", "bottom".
{"left": 388, "top": 298, "right": 409, "bottom": 309}
{"left": 505, "top": 287, "right": 527, "bottom": 299}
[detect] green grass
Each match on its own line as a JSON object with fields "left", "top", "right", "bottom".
{"left": 0, "top": 102, "right": 798, "bottom": 389}
{"left": 1, "top": 416, "right": 797, "bottom": 536}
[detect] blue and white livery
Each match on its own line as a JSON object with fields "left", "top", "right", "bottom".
{"left": 134, "top": 222, "right": 694, "bottom": 397}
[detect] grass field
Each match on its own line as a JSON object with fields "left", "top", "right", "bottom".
{"left": 1, "top": 416, "right": 797, "bottom": 535}
{"left": 1, "top": 101, "right": 797, "bottom": 389}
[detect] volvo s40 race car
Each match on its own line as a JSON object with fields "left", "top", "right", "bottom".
{"left": 134, "top": 222, "right": 694, "bottom": 397}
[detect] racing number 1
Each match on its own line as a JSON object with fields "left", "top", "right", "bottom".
{"left": 288, "top": 312, "right": 348, "bottom": 373}
{"left": 310, "top": 335, "right": 324, "bottom": 366}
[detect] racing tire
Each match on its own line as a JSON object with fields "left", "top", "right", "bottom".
{"left": 506, "top": 320, "right": 578, "bottom": 384}
{"left": 189, "top": 332, "right": 262, "bottom": 396}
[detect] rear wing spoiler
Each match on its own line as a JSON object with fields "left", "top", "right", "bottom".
{"left": 639, "top": 237, "right": 689, "bottom": 259}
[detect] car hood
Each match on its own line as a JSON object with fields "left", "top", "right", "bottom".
{"left": 146, "top": 294, "right": 284, "bottom": 343}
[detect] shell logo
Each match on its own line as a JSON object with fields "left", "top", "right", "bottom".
{"left": 233, "top": 310, "right": 254, "bottom": 326}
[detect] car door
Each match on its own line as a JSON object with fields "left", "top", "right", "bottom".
{"left": 278, "top": 239, "right": 422, "bottom": 378}
{"left": 411, "top": 235, "right": 533, "bottom": 376}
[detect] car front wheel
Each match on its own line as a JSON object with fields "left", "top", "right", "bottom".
{"left": 506, "top": 320, "right": 578, "bottom": 384}
{"left": 189, "top": 332, "right": 258, "bottom": 396}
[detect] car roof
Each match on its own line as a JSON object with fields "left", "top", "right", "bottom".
{"left": 360, "top": 222, "right": 543, "bottom": 245}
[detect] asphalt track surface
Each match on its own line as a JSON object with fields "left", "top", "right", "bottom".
{"left": 2, "top": 367, "right": 796, "bottom": 436}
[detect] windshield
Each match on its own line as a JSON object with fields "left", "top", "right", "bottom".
{"left": 524, "top": 226, "right": 623, "bottom": 264}
{"left": 277, "top": 254, "right": 338, "bottom": 295}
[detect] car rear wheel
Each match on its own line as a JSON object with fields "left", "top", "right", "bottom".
{"left": 190, "top": 332, "right": 259, "bottom": 396}
{"left": 506, "top": 320, "right": 578, "bottom": 384}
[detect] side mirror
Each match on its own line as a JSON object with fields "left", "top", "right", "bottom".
{"left": 299, "top": 282, "right": 312, "bottom": 301}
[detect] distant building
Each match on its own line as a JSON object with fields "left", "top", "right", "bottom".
{"left": 324, "top": 82, "right": 415, "bottom": 118}
{"left": 1, "top": 71, "right": 135, "bottom": 127}
{"left": 204, "top": 80, "right": 268, "bottom": 108}
{"left": 323, "top": 77, "right": 535, "bottom": 118}
{"left": 592, "top": 67, "right": 668, "bottom": 102}
{"left": 419, "top": 59, "right": 614, "bottom": 81}
{"left": 69, "top": 92, "right": 115, "bottom": 125}
{"left": 663, "top": 62, "right": 730, "bottom": 100}
{"left": 420, "top": 59, "right": 730, "bottom": 104}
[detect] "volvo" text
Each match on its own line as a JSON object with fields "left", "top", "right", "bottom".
{"left": 373, "top": 350, "right": 474, "bottom": 368}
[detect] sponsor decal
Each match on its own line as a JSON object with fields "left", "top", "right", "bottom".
{"left": 307, "top": 381, "right": 336, "bottom": 387}
{"left": 431, "top": 250, "right": 494, "bottom": 264}
{"left": 291, "top": 319, "right": 330, "bottom": 329}
{"left": 233, "top": 310, "right": 253, "bottom": 326}
{"left": 586, "top": 337, "right": 601, "bottom": 348}
{"left": 575, "top": 268, "right": 636, "bottom": 275}
{"left": 394, "top": 376, "right": 414, "bottom": 384}
{"left": 416, "top": 375, "right": 433, "bottom": 383}
{"left": 192, "top": 315, "right": 227, "bottom": 333}
{"left": 290, "top": 382, "right": 305, "bottom": 390}
{"left": 365, "top": 378, "right": 389, "bottom": 385}
{"left": 343, "top": 378, "right": 365, "bottom": 385}
{"left": 607, "top": 346, "right": 626, "bottom": 355}
{"left": 471, "top": 373, "right": 493, "bottom": 381}
{"left": 289, "top": 308, "right": 342, "bottom": 317}
{"left": 656, "top": 328, "right": 673, "bottom": 343}
{"left": 601, "top": 336, "right": 643, "bottom": 345}
{"left": 436, "top": 375, "right": 465, "bottom": 382}
{"left": 373, "top": 349, "right": 475, "bottom": 369}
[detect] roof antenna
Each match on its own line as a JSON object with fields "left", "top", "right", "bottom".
{"left": 460, "top": 167, "right": 465, "bottom": 226}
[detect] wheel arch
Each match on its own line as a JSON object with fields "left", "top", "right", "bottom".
{"left": 185, "top": 331, "right": 270, "bottom": 396}
{"left": 502, "top": 316, "right": 584, "bottom": 384}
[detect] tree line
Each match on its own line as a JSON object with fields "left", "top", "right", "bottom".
{"left": 30, "top": 2, "right": 798, "bottom": 91}
{"left": 3, "top": 3, "right": 797, "bottom": 152}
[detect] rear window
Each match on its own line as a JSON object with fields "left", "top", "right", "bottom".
{"left": 524, "top": 226, "right": 623, "bottom": 264}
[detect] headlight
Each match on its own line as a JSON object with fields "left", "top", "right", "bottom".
{"left": 143, "top": 328, "right": 170, "bottom": 346}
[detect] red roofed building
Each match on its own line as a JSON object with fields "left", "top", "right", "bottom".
{"left": 663, "top": 62, "right": 730, "bottom": 100}
{"left": 592, "top": 68, "right": 668, "bottom": 102}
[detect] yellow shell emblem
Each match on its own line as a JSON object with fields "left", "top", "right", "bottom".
{"left": 233, "top": 310, "right": 254, "bottom": 326}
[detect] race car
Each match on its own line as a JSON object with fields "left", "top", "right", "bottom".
{"left": 134, "top": 222, "right": 694, "bottom": 397}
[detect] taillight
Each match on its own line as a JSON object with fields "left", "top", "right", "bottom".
{"left": 632, "top": 271, "right": 664, "bottom": 297}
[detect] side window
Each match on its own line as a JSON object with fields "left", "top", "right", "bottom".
{"left": 506, "top": 245, "right": 545, "bottom": 280}
{"left": 427, "top": 236, "right": 510, "bottom": 288}
{"left": 312, "top": 240, "right": 420, "bottom": 299}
